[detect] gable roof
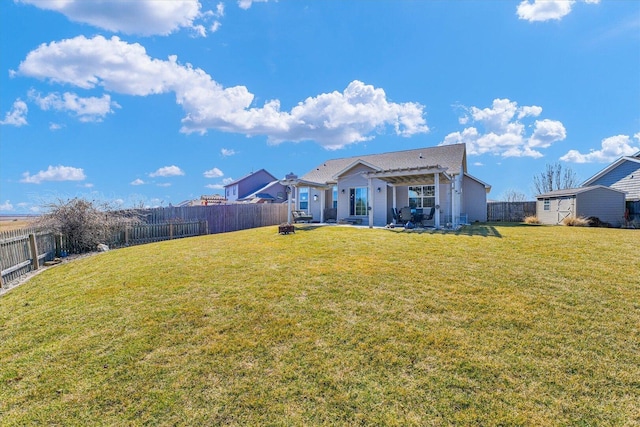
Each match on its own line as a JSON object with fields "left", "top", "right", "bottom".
{"left": 536, "top": 185, "right": 626, "bottom": 199}
{"left": 300, "top": 143, "right": 467, "bottom": 185}
{"left": 582, "top": 154, "right": 640, "bottom": 186}
{"left": 224, "top": 169, "right": 277, "bottom": 188}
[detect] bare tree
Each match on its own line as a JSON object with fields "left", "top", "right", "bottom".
{"left": 35, "top": 198, "right": 142, "bottom": 253}
{"left": 533, "top": 163, "right": 579, "bottom": 195}
{"left": 501, "top": 189, "right": 527, "bottom": 203}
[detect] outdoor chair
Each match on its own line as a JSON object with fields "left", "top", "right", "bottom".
{"left": 291, "top": 210, "right": 313, "bottom": 223}
{"left": 420, "top": 207, "right": 436, "bottom": 226}
{"left": 400, "top": 207, "right": 413, "bottom": 223}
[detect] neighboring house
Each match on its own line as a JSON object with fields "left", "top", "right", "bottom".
{"left": 581, "top": 151, "right": 640, "bottom": 201}
{"left": 282, "top": 143, "right": 491, "bottom": 228}
{"left": 224, "top": 169, "right": 288, "bottom": 203}
{"left": 581, "top": 151, "right": 640, "bottom": 222}
{"left": 535, "top": 186, "right": 626, "bottom": 226}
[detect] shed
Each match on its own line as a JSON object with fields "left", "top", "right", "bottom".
{"left": 536, "top": 185, "right": 626, "bottom": 226}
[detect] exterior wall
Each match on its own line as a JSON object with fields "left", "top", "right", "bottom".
{"left": 337, "top": 165, "right": 371, "bottom": 225}
{"left": 575, "top": 188, "right": 626, "bottom": 226}
{"left": 462, "top": 175, "right": 488, "bottom": 222}
{"left": 370, "top": 179, "right": 388, "bottom": 227}
{"left": 589, "top": 160, "right": 640, "bottom": 201}
{"left": 536, "top": 196, "right": 576, "bottom": 225}
{"left": 225, "top": 184, "right": 240, "bottom": 202}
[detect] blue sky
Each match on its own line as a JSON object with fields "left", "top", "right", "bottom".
{"left": 1, "top": 0, "right": 639, "bottom": 213}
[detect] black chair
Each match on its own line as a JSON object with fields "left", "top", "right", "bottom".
{"left": 400, "top": 207, "right": 413, "bottom": 223}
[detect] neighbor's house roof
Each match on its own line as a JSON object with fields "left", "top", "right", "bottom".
{"left": 582, "top": 152, "right": 640, "bottom": 186}
{"left": 238, "top": 180, "right": 285, "bottom": 202}
{"left": 224, "top": 168, "right": 277, "bottom": 188}
{"left": 536, "top": 185, "right": 627, "bottom": 199}
{"left": 299, "top": 143, "right": 468, "bottom": 185}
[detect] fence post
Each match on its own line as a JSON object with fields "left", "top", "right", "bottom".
{"left": 170, "top": 223, "right": 174, "bottom": 239}
{"left": 55, "top": 234, "right": 63, "bottom": 257}
{"left": 125, "top": 227, "right": 129, "bottom": 246}
{"left": 29, "top": 233, "right": 40, "bottom": 270}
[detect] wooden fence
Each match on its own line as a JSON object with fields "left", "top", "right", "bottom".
{"left": 487, "top": 201, "right": 537, "bottom": 222}
{"left": 1, "top": 203, "right": 289, "bottom": 288}
{"left": 137, "top": 203, "right": 289, "bottom": 233}
{"left": 0, "top": 221, "right": 205, "bottom": 288}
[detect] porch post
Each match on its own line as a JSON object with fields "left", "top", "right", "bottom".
{"left": 434, "top": 173, "right": 441, "bottom": 229}
{"left": 368, "top": 178, "right": 374, "bottom": 228}
{"left": 392, "top": 186, "right": 398, "bottom": 225}
{"left": 320, "top": 188, "right": 325, "bottom": 223}
{"left": 287, "top": 187, "right": 293, "bottom": 224}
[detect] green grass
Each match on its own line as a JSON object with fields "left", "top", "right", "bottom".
{"left": 1, "top": 224, "right": 638, "bottom": 426}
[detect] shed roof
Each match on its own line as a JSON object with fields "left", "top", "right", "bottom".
{"left": 536, "top": 185, "right": 627, "bottom": 199}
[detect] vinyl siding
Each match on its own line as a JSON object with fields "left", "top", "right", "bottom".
{"left": 462, "top": 175, "right": 487, "bottom": 222}
{"left": 589, "top": 161, "right": 640, "bottom": 201}
{"left": 576, "top": 187, "right": 626, "bottom": 226}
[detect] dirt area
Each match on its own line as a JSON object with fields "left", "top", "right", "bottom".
{"left": 0, "top": 218, "right": 35, "bottom": 232}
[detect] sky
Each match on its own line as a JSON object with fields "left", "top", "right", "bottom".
{"left": 1, "top": 0, "right": 639, "bottom": 213}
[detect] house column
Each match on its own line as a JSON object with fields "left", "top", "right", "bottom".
{"left": 392, "top": 186, "right": 398, "bottom": 225}
{"left": 320, "top": 188, "right": 325, "bottom": 223}
{"left": 368, "top": 178, "right": 374, "bottom": 228}
{"left": 434, "top": 173, "right": 441, "bottom": 229}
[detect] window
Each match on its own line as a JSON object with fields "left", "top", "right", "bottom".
{"left": 543, "top": 199, "right": 550, "bottom": 211}
{"left": 349, "top": 187, "right": 368, "bottom": 216}
{"left": 299, "top": 187, "right": 309, "bottom": 210}
{"left": 408, "top": 185, "right": 435, "bottom": 209}
{"left": 332, "top": 186, "right": 338, "bottom": 209}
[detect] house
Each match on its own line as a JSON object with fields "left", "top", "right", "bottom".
{"left": 581, "top": 151, "right": 640, "bottom": 221}
{"left": 224, "top": 169, "right": 288, "bottom": 203}
{"left": 535, "top": 186, "right": 626, "bottom": 226}
{"left": 281, "top": 143, "right": 491, "bottom": 228}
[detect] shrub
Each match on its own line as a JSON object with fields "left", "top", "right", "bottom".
{"left": 524, "top": 216, "right": 541, "bottom": 224}
{"left": 561, "top": 216, "right": 590, "bottom": 227}
{"left": 35, "top": 198, "right": 142, "bottom": 253}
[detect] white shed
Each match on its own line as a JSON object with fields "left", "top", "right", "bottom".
{"left": 536, "top": 185, "right": 627, "bottom": 226}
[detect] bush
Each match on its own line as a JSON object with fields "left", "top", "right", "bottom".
{"left": 561, "top": 216, "right": 590, "bottom": 227}
{"left": 36, "top": 198, "right": 141, "bottom": 253}
{"left": 524, "top": 216, "right": 541, "bottom": 224}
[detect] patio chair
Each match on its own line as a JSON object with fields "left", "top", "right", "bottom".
{"left": 400, "top": 207, "right": 413, "bottom": 223}
{"left": 420, "top": 207, "right": 435, "bottom": 226}
{"left": 391, "top": 208, "right": 401, "bottom": 223}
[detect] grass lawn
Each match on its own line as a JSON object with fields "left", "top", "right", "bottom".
{"left": 1, "top": 224, "right": 638, "bottom": 426}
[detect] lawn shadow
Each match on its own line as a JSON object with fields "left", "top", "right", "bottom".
{"left": 393, "top": 223, "right": 503, "bottom": 238}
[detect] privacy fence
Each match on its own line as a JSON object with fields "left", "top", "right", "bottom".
{"left": 487, "top": 201, "right": 537, "bottom": 222}
{"left": 0, "top": 203, "right": 289, "bottom": 288}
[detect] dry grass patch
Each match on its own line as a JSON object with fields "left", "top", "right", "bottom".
{"left": 561, "top": 216, "right": 590, "bottom": 226}
{"left": 1, "top": 224, "right": 638, "bottom": 426}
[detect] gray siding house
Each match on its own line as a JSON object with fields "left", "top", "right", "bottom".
{"left": 582, "top": 151, "right": 640, "bottom": 201}
{"left": 224, "top": 169, "right": 288, "bottom": 203}
{"left": 282, "top": 144, "right": 491, "bottom": 228}
{"left": 536, "top": 186, "right": 626, "bottom": 226}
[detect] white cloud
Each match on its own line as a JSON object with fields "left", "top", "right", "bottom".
{"left": 560, "top": 134, "right": 640, "bottom": 163}
{"left": 0, "top": 99, "right": 28, "bottom": 126}
{"left": 0, "top": 200, "right": 14, "bottom": 211}
{"left": 221, "top": 148, "right": 236, "bottom": 157}
{"left": 204, "top": 167, "right": 224, "bottom": 178}
{"left": 149, "top": 165, "right": 185, "bottom": 177}
{"left": 517, "top": 0, "right": 599, "bottom": 23}
{"left": 157, "top": 183, "right": 172, "bottom": 187}
{"left": 16, "top": 35, "right": 428, "bottom": 149}
{"left": 21, "top": 165, "right": 86, "bottom": 184}
{"left": 528, "top": 119, "right": 567, "bottom": 148}
{"left": 49, "top": 122, "right": 64, "bottom": 130}
{"left": 29, "top": 90, "right": 119, "bottom": 122}
{"left": 238, "top": 0, "right": 269, "bottom": 10}
{"left": 205, "top": 183, "right": 224, "bottom": 190}
{"left": 439, "top": 98, "right": 566, "bottom": 158}
{"left": 131, "top": 178, "right": 145, "bottom": 185}
{"left": 18, "top": 0, "right": 208, "bottom": 36}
